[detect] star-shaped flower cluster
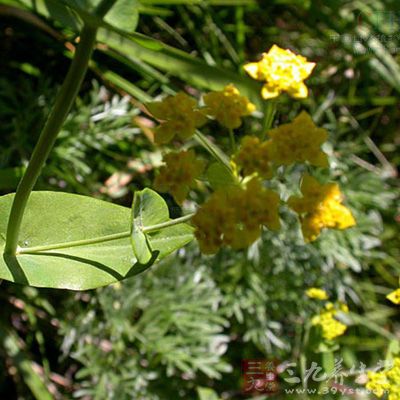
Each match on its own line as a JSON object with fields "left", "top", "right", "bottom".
{"left": 244, "top": 44, "right": 316, "bottom": 99}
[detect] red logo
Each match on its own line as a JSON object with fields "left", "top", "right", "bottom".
{"left": 242, "top": 359, "right": 279, "bottom": 395}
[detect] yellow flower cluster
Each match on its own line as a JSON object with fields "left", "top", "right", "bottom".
{"left": 306, "top": 288, "right": 329, "bottom": 300}
{"left": 366, "top": 371, "right": 390, "bottom": 397}
{"left": 192, "top": 178, "right": 280, "bottom": 254}
{"left": 267, "top": 111, "right": 329, "bottom": 167}
{"left": 233, "top": 112, "right": 328, "bottom": 179}
{"left": 311, "top": 302, "right": 349, "bottom": 341}
{"left": 288, "top": 175, "right": 356, "bottom": 242}
{"left": 154, "top": 150, "right": 205, "bottom": 204}
{"left": 147, "top": 85, "right": 256, "bottom": 145}
{"left": 244, "top": 44, "right": 316, "bottom": 99}
{"left": 387, "top": 288, "right": 400, "bottom": 305}
{"left": 146, "top": 92, "right": 207, "bottom": 144}
{"left": 366, "top": 358, "right": 400, "bottom": 399}
{"left": 203, "top": 84, "right": 256, "bottom": 129}
{"left": 145, "top": 46, "right": 357, "bottom": 253}
{"left": 233, "top": 136, "right": 273, "bottom": 179}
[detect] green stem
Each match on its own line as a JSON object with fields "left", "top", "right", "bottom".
{"left": 17, "top": 214, "right": 195, "bottom": 254}
{"left": 194, "top": 130, "right": 231, "bottom": 171}
{"left": 262, "top": 99, "right": 277, "bottom": 139}
{"left": 228, "top": 128, "right": 236, "bottom": 152}
{"left": 4, "top": 25, "right": 98, "bottom": 255}
{"left": 142, "top": 213, "right": 194, "bottom": 233}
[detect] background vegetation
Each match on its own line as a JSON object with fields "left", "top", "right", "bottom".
{"left": 0, "top": 0, "right": 399, "bottom": 398}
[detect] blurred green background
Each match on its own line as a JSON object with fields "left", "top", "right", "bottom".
{"left": 0, "top": 0, "right": 399, "bottom": 399}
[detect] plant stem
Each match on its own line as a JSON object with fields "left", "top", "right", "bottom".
{"left": 194, "top": 130, "right": 232, "bottom": 171}
{"left": 4, "top": 25, "right": 98, "bottom": 255}
{"left": 228, "top": 128, "right": 236, "bottom": 152}
{"left": 262, "top": 99, "right": 277, "bottom": 139}
{"left": 142, "top": 213, "right": 195, "bottom": 233}
{"left": 17, "top": 214, "right": 195, "bottom": 254}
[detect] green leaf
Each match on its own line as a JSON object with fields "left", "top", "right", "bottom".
{"left": 131, "top": 188, "right": 194, "bottom": 264}
{"left": 101, "top": 0, "right": 139, "bottom": 33}
{"left": 206, "top": 162, "right": 237, "bottom": 190}
{"left": 0, "top": 192, "right": 149, "bottom": 290}
{"left": 131, "top": 190, "right": 158, "bottom": 264}
{"left": 16, "top": 0, "right": 139, "bottom": 34}
{"left": 15, "top": 0, "right": 80, "bottom": 30}
{"left": 63, "top": 0, "right": 139, "bottom": 33}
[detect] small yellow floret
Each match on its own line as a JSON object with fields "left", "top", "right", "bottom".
{"left": 146, "top": 92, "right": 207, "bottom": 144}
{"left": 233, "top": 136, "right": 273, "bottom": 179}
{"left": 193, "top": 178, "right": 280, "bottom": 254}
{"left": 387, "top": 288, "right": 400, "bottom": 305}
{"left": 203, "top": 84, "right": 256, "bottom": 129}
{"left": 288, "top": 175, "right": 356, "bottom": 242}
{"left": 311, "top": 302, "right": 349, "bottom": 341}
{"left": 306, "top": 288, "right": 329, "bottom": 300}
{"left": 366, "top": 371, "right": 390, "bottom": 398}
{"left": 244, "top": 45, "right": 315, "bottom": 99}
{"left": 154, "top": 150, "right": 205, "bottom": 204}
{"left": 364, "top": 358, "right": 400, "bottom": 399}
{"left": 267, "top": 111, "right": 328, "bottom": 167}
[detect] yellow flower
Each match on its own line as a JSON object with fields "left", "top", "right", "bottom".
{"left": 154, "top": 150, "right": 205, "bottom": 204}
{"left": 387, "top": 358, "right": 400, "bottom": 382}
{"left": 387, "top": 288, "right": 400, "bottom": 305}
{"left": 366, "top": 371, "right": 390, "bottom": 398}
{"left": 364, "top": 358, "right": 400, "bottom": 400}
{"left": 244, "top": 44, "right": 316, "bottom": 99}
{"left": 192, "top": 190, "right": 236, "bottom": 254}
{"left": 288, "top": 175, "right": 356, "bottom": 242}
{"left": 146, "top": 92, "right": 207, "bottom": 144}
{"left": 306, "top": 288, "right": 329, "bottom": 300}
{"left": 203, "top": 84, "right": 256, "bottom": 129}
{"left": 233, "top": 136, "right": 273, "bottom": 179}
{"left": 311, "top": 302, "right": 348, "bottom": 341}
{"left": 267, "top": 111, "right": 329, "bottom": 167}
{"left": 387, "top": 359, "right": 400, "bottom": 400}
{"left": 193, "top": 178, "right": 280, "bottom": 254}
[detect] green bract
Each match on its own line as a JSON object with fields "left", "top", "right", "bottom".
{"left": 131, "top": 189, "right": 194, "bottom": 264}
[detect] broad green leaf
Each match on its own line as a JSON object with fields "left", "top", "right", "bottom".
{"left": 149, "top": 222, "right": 194, "bottom": 258}
{"left": 0, "top": 191, "right": 187, "bottom": 290}
{"left": 131, "top": 188, "right": 194, "bottom": 264}
{"left": 206, "top": 162, "right": 237, "bottom": 190}
{"left": 0, "top": 192, "right": 138, "bottom": 289}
